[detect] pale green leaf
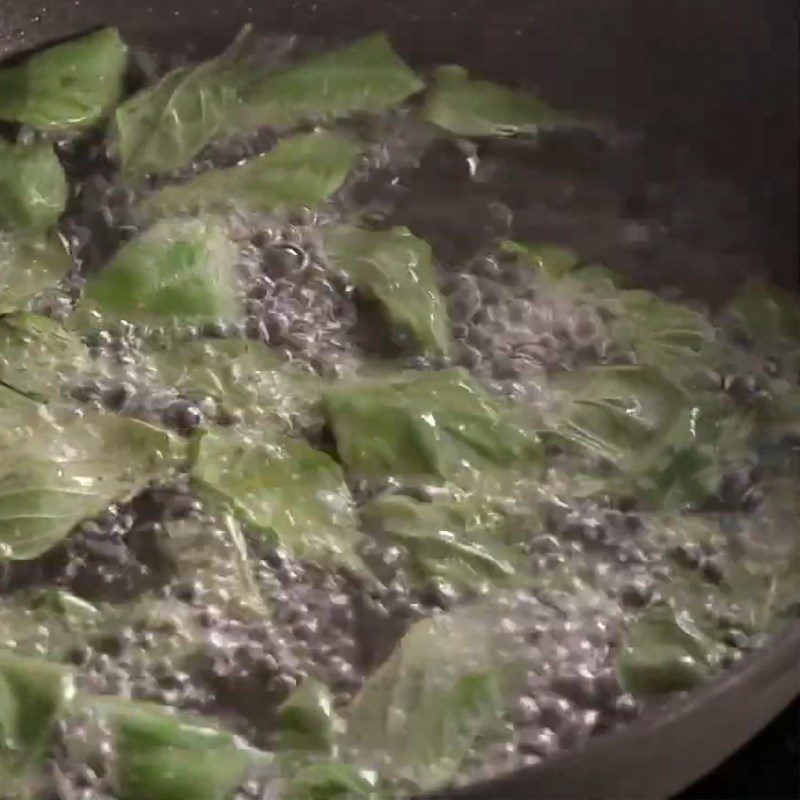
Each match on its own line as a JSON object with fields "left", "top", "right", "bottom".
{"left": 103, "top": 700, "right": 250, "bottom": 800}
{"left": 0, "top": 139, "right": 67, "bottom": 232}
{"left": 240, "top": 33, "right": 423, "bottom": 130}
{"left": 322, "top": 226, "right": 451, "bottom": 357}
{"left": 618, "top": 604, "right": 717, "bottom": 697}
{"left": 276, "top": 678, "right": 344, "bottom": 754}
{"left": 0, "top": 651, "right": 74, "bottom": 789}
{"left": 0, "top": 407, "right": 184, "bottom": 560}
{"left": 145, "top": 337, "right": 321, "bottom": 431}
{"left": 345, "top": 603, "right": 522, "bottom": 790}
{"left": 360, "top": 494, "right": 526, "bottom": 591}
{"left": 549, "top": 365, "right": 692, "bottom": 472}
{"left": 0, "top": 28, "right": 128, "bottom": 132}
{"left": 322, "top": 368, "right": 541, "bottom": 481}
{"left": 83, "top": 218, "right": 239, "bottom": 322}
{"left": 0, "top": 312, "right": 88, "bottom": 400}
{"left": 0, "top": 231, "right": 72, "bottom": 313}
{"left": 115, "top": 27, "right": 256, "bottom": 177}
{"left": 162, "top": 515, "right": 265, "bottom": 617}
{"left": 422, "top": 65, "right": 568, "bottom": 138}
{"left": 141, "top": 130, "right": 359, "bottom": 220}
{"left": 190, "top": 428, "right": 361, "bottom": 569}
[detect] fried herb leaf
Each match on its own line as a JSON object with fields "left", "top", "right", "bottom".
{"left": 322, "top": 369, "right": 540, "bottom": 480}
{"left": 0, "top": 408, "right": 183, "bottom": 560}
{"left": 549, "top": 365, "right": 692, "bottom": 473}
{"left": 280, "top": 757, "right": 380, "bottom": 800}
{"left": 105, "top": 700, "right": 250, "bottom": 800}
{"left": 190, "top": 428, "right": 361, "bottom": 569}
{"left": 276, "top": 678, "right": 344, "bottom": 754}
{"left": 0, "top": 28, "right": 128, "bottom": 132}
{"left": 345, "top": 603, "right": 522, "bottom": 790}
{"left": 618, "top": 604, "right": 718, "bottom": 696}
{"left": 360, "top": 494, "right": 526, "bottom": 591}
{"left": 145, "top": 337, "right": 321, "bottom": 431}
{"left": 0, "top": 312, "right": 88, "bottom": 400}
{"left": 0, "top": 140, "right": 67, "bottom": 232}
{"left": 141, "top": 130, "right": 358, "bottom": 220}
{"left": 322, "top": 226, "right": 451, "bottom": 357}
{"left": 240, "top": 33, "right": 423, "bottom": 130}
{"left": 83, "top": 218, "right": 239, "bottom": 322}
{"left": 0, "top": 651, "right": 74, "bottom": 789}
{"left": 422, "top": 65, "right": 568, "bottom": 138}
{"left": 115, "top": 28, "right": 255, "bottom": 177}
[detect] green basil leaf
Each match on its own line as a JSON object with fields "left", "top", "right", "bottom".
{"left": 345, "top": 603, "right": 522, "bottom": 790}
{"left": 322, "top": 226, "right": 451, "bottom": 357}
{"left": 277, "top": 678, "right": 344, "bottom": 754}
{"left": 0, "top": 312, "right": 88, "bottom": 400}
{"left": 83, "top": 218, "right": 239, "bottom": 322}
{"left": 360, "top": 495, "right": 526, "bottom": 591}
{"left": 115, "top": 27, "right": 256, "bottom": 177}
{"left": 727, "top": 282, "right": 800, "bottom": 351}
{"left": 611, "top": 290, "right": 714, "bottom": 375}
{"left": 422, "top": 65, "right": 568, "bottom": 138}
{"left": 0, "top": 231, "right": 72, "bottom": 313}
{"left": 280, "top": 758, "right": 380, "bottom": 800}
{"left": 106, "top": 701, "right": 250, "bottom": 800}
{"left": 145, "top": 337, "right": 322, "bottom": 431}
{"left": 322, "top": 368, "right": 540, "bottom": 481}
{"left": 141, "top": 130, "right": 358, "bottom": 220}
{"left": 550, "top": 365, "right": 692, "bottom": 473}
{"left": 499, "top": 239, "right": 617, "bottom": 300}
{"left": 0, "top": 28, "right": 128, "bottom": 132}
{"left": 0, "top": 651, "right": 74, "bottom": 786}
{"left": 240, "top": 33, "right": 423, "bottom": 130}
{"left": 0, "top": 140, "right": 67, "bottom": 232}
{"left": 500, "top": 240, "right": 580, "bottom": 280}
{"left": 0, "top": 408, "right": 184, "bottom": 560}
{"left": 190, "top": 428, "right": 361, "bottom": 569}
{"left": 618, "top": 604, "right": 717, "bottom": 697}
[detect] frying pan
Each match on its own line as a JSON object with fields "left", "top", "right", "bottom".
{"left": 1, "top": 0, "right": 798, "bottom": 797}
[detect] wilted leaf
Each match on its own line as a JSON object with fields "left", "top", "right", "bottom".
{"left": 422, "top": 65, "right": 569, "bottom": 138}
{"left": 162, "top": 515, "right": 264, "bottom": 616}
{"left": 141, "top": 130, "right": 358, "bottom": 220}
{"left": 115, "top": 27, "right": 256, "bottom": 177}
{"left": 83, "top": 218, "right": 239, "bottom": 322}
{"left": 0, "top": 28, "right": 128, "bottom": 132}
{"left": 105, "top": 700, "right": 250, "bottom": 800}
{"left": 345, "top": 603, "right": 522, "bottom": 790}
{"left": 0, "top": 651, "right": 74, "bottom": 789}
{"left": 190, "top": 428, "right": 361, "bottom": 569}
{"left": 0, "top": 312, "right": 88, "bottom": 400}
{"left": 322, "top": 226, "right": 451, "bottom": 357}
{"left": 0, "top": 231, "right": 72, "bottom": 313}
{"left": 240, "top": 33, "right": 423, "bottom": 130}
{"left": 280, "top": 757, "right": 380, "bottom": 800}
{"left": 727, "top": 282, "right": 800, "bottom": 351}
{"left": 549, "top": 365, "right": 692, "bottom": 473}
{"left": 500, "top": 241, "right": 580, "bottom": 280}
{"left": 0, "top": 407, "right": 184, "bottom": 560}
{"left": 276, "top": 678, "right": 344, "bottom": 754}
{"left": 145, "top": 336, "right": 321, "bottom": 431}
{"left": 360, "top": 494, "right": 526, "bottom": 591}
{"left": 322, "top": 369, "right": 540, "bottom": 481}
{"left": 618, "top": 604, "right": 718, "bottom": 696}
{"left": 611, "top": 290, "right": 715, "bottom": 375}
{"left": 0, "top": 139, "right": 67, "bottom": 231}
